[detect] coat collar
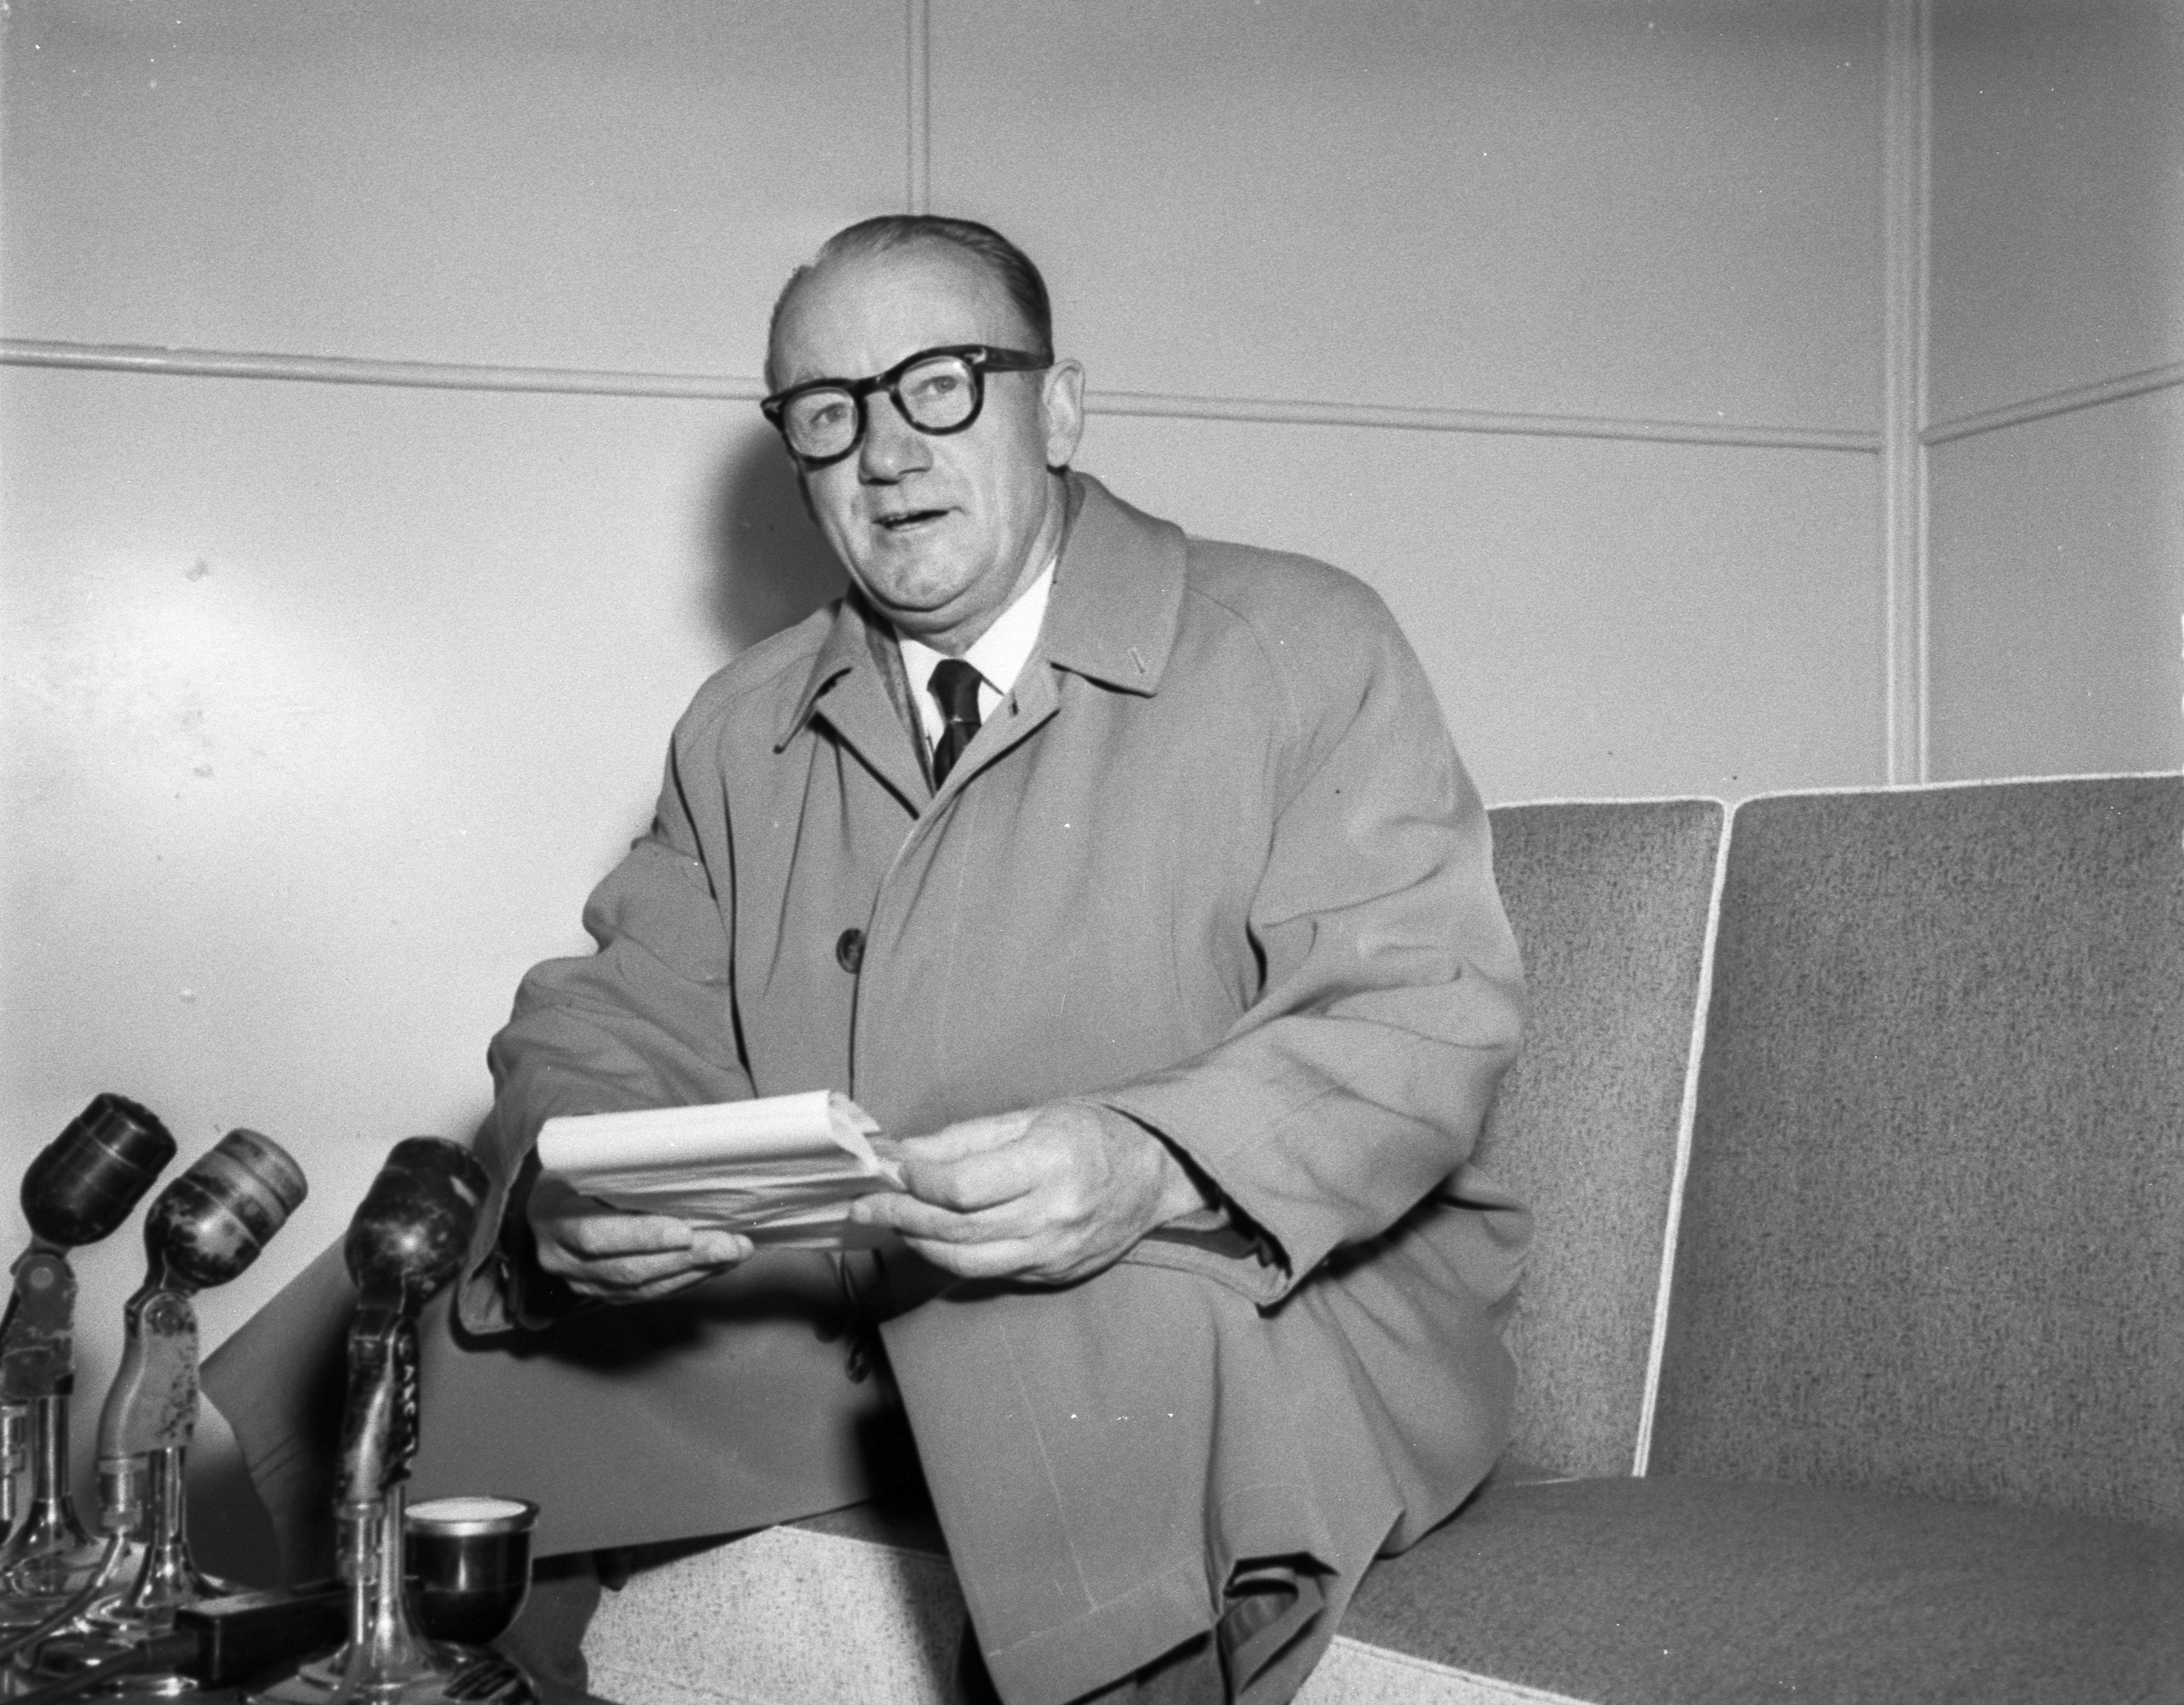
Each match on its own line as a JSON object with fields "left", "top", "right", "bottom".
{"left": 774, "top": 470, "right": 1187, "bottom": 756}
{"left": 1036, "top": 471, "right": 1186, "bottom": 697}
{"left": 771, "top": 585, "right": 928, "bottom": 810}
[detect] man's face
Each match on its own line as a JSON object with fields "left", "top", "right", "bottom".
{"left": 768, "top": 243, "right": 1083, "bottom": 650}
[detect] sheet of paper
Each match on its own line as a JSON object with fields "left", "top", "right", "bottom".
{"left": 536, "top": 1091, "right": 903, "bottom": 1251}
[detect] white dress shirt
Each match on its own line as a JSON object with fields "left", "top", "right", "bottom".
{"left": 896, "top": 558, "right": 1057, "bottom": 755}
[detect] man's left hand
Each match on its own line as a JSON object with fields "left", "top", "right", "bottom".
{"left": 847, "top": 1103, "right": 1209, "bottom": 1284}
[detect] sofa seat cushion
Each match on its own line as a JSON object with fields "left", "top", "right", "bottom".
{"left": 1341, "top": 1475, "right": 2182, "bottom": 1704}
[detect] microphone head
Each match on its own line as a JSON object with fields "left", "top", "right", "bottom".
{"left": 20, "top": 1094, "right": 179, "bottom": 1249}
{"left": 144, "top": 1129, "right": 309, "bottom": 1293}
{"left": 344, "top": 1137, "right": 490, "bottom": 1311}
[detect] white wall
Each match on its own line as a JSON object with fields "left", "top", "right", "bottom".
{"left": 1924, "top": 0, "right": 2184, "bottom": 777}
{"left": 937, "top": 0, "right": 1889, "bottom": 804}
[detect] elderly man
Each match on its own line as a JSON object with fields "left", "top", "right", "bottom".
{"left": 209, "top": 215, "right": 1527, "bottom": 1705}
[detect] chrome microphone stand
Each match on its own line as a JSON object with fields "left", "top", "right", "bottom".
{"left": 19, "top": 1130, "right": 309, "bottom": 1692}
{"left": 251, "top": 1137, "right": 530, "bottom": 1705}
{"left": 0, "top": 1097, "right": 177, "bottom": 1636}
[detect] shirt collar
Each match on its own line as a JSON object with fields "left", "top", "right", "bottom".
{"left": 896, "top": 553, "right": 1057, "bottom": 731}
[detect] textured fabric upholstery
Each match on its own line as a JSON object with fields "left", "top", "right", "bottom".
{"left": 1650, "top": 776, "right": 2184, "bottom": 1524}
{"left": 1478, "top": 799, "right": 1725, "bottom": 1478}
{"left": 1342, "top": 1476, "right": 2184, "bottom": 1704}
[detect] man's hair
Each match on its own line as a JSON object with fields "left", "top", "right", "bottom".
{"left": 765, "top": 214, "right": 1054, "bottom": 387}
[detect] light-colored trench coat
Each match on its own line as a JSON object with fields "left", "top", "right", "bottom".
{"left": 207, "top": 473, "right": 1529, "bottom": 1705}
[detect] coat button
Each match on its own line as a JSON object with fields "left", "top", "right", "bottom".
{"left": 835, "top": 928, "right": 865, "bottom": 973}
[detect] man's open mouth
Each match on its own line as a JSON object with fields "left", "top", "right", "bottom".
{"left": 875, "top": 508, "right": 948, "bottom": 532}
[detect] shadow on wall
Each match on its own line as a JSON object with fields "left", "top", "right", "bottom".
{"left": 702, "top": 421, "right": 846, "bottom": 657}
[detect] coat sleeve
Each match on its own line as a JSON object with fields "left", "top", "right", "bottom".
{"left": 1098, "top": 585, "right": 1525, "bottom": 1307}
{"left": 457, "top": 713, "right": 755, "bottom": 1335}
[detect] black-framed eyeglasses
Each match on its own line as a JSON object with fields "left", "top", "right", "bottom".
{"left": 760, "top": 344, "right": 1052, "bottom": 469}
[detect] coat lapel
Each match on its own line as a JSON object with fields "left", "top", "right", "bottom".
{"left": 1037, "top": 473, "right": 1187, "bottom": 700}
{"left": 777, "top": 590, "right": 930, "bottom": 813}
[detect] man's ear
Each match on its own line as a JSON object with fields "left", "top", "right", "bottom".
{"left": 1041, "top": 358, "right": 1087, "bottom": 470}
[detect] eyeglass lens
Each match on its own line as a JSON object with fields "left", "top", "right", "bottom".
{"left": 781, "top": 354, "right": 982, "bottom": 460}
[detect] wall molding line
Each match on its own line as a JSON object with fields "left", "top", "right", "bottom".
{"left": 0, "top": 337, "right": 1882, "bottom": 454}
{"left": 905, "top": 0, "right": 932, "bottom": 216}
{"left": 1080, "top": 389, "right": 1877, "bottom": 452}
{"left": 1881, "top": 0, "right": 1932, "bottom": 786}
{"left": 1922, "top": 359, "right": 2184, "bottom": 447}
{"left": 0, "top": 338, "right": 774, "bottom": 402}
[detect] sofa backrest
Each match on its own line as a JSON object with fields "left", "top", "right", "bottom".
{"left": 1479, "top": 798, "right": 1727, "bottom": 1479}
{"left": 1648, "top": 774, "right": 2184, "bottom": 1526}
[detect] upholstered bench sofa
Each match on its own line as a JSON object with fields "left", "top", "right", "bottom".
{"left": 569, "top": 774, "right": 2183, "bottom": 1704}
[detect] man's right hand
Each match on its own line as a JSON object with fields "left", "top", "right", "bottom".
{"left": 526, "top": 1173, "right": 753, "bottom": 1304}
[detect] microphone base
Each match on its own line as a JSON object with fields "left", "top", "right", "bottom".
{"left": 11, "top": 1629, "right": 202, "bottom": 1695}
{"left": 249, "top": 1647, "right": 535, "bottom": 1705}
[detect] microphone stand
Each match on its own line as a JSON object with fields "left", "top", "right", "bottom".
{"left": 0, "top": 1401, "right": 24, "bottom": 1549}
{"left": 253, "top": 1138, "right": 529, "bottom": 1705}
{"left": 18, "top": 1131, "right": 308, "bottom": 1690}
{"left": 0, "top": 1097, "right": 177, "bottom": 1635}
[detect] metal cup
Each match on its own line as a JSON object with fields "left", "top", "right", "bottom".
{"left": 403, "top": 1497, "right": 537, "bottom": 1650}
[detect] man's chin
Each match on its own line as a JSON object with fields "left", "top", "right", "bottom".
{"left": 847, "top": 555, "right": 982, "bottom": 630}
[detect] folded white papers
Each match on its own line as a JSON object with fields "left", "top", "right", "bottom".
{"left": 536, "top": 1090, "right": 903, "bottom": 1251}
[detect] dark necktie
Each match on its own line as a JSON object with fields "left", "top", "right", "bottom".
{"left": 928, "top": 658, "right": 984, "bottom": 787}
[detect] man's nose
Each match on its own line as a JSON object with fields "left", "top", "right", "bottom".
{"left": 859, "top": 394, "right": 931, "bottom": 481}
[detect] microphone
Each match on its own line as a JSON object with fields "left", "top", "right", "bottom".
{"left": 18, "top": 1097, "right": 181, "bottom": 1256}
{"left": 250, "top": 1136, "right": 529, "bottom": 1705}
{"left": 337, "top": 1138, "right": 489, "bottom": 1510}
{"left": 144, "top": 1127, "right": 311, "bottom": 1293}
{"left": 343, "top": 1137, "right": 488, "bottom": 1313}
{"left": 1, "top": 1097, "right": 176, "bottom": 1631}
{"left": 102, "top": 1130, "right": 311, "bottom": 1506}
{"left": 11, "top": 1130, "right": 307, "bottom": 1676}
